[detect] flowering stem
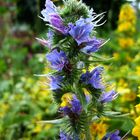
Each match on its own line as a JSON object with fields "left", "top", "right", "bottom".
{"left": 85, "top": 126, "right": 91, "bottom": 140}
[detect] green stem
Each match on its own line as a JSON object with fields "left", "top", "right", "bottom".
{"left": 85, "top": 125, "right": 91, "bottom": 140}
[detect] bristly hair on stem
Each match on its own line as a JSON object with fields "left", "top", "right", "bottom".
{"left": 61, "top": 0, "right": 93, "bottom": 24}
{"left": 36, "top": 0, "right": 122, "bottom": 139}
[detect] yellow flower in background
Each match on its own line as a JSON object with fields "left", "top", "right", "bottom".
{"left": 33, "top": 124, "right": 42, "bottom": 133}
{"left": 118, "top": 22, "right": 135, "bottom": 33}
{"left": 113, "top": 52, "right": 120, "bottom": 60}
{"left": 126, "top": 55, "right": 132, "bottom": 62}
{"left": 117, "top": 79, "right": 136, "bottom": 102}
{"left": 118, "top": 79, "right": 128, "bottom": 89}
{"left": 118, "top": 3, "right": 136, "bottom": 34}
{"left": 135, "top": 117, "right": 140, "bottom": 126}
{"left": 44, "top": 124, "right": 52, "bottom": 131}
{"left": 136, "top": 67, "right": 140, "bottom": 76}
{"left": 138, "top": 86, "right": 140, "bottom": 98}
{"left": 118, "top": 38, "right": 134, "bottom": 48}
{"left": 119, "top": 4, "right": 136, "bottom": 22}
{"left": 0, "top": 103, "right": 10, "bottom": 118}
{"left": 90, "top": 121, "right": 108, "bottom": 140}
{"left": 132, "top": 116, "right": 140, "bottom": 139}
{"left": 33, "top": 123, "right": 52, "bottom": 133}
{"left": 121, "top": 92, "right": 136, "bottom": 102}
{"left": 135, "top": 104, "right": 140, "bottom": 114}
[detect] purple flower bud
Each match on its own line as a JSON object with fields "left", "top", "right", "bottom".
{"left": 99, "top": 90, "right": 118, "bottom": 103}
{"left": 102, "top": 130, "right": 121, "bottom": 140}
{"left": 69, "top": 18, "right": 94, "bottom": 45}
{"left": 80, "top": 67, "right": 104, "bottom": 89}
{"left": 36, "top": 38, "right": 51, "bottom": 48}
{"left": 85, "top": 94, "right": 92, "bottom": 103}
{"left": 36, "top": 30, "right": 54, "bottom": 48}
{"left": 60, "top": 95, "right": 82, "bottom": 116}
{"left": 80, "top": 71, "right": 91, "bottom": 85}
{"left": 90, "top": 66, "right": 105, "bottom": 89}
{"left": 50, "top": 14, "right": 69, "bottom": 34}
{"left": 81, "top": 37, "right": 104, "bottom": 54}
{"left": 41, "top": 0, "right": 58, "bottom": 22}
{"left": 60, "top": 131, "right": 72, "bottom": 140}
{"left": 41, "top": 0, "right": 68, "bottom": 34}
{"left": 46, "top": 49, "right": 68, "bottom": 71}
{"left": 60, "top": 106, "right": 71, "bottom": 116}
{"left": 49, "top": 75, "right": 63, "bottom": 90}
{"left": 70, "top": 95, "right": 82, "bottom": 115}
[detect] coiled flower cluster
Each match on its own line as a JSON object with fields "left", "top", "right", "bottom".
{"left": 37, "top": 0, "right": 121, "bottom": 139}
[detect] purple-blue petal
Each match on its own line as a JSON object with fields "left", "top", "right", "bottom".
{"left": 46, "top": 49, "right": 68, "bottom": 71}
{"left": 81, "top": 67, "right": 104, "bottom": 89}
{"left": 49, "top": 75, "right": 63, "bottom": 90}
{"left": 71, "top": 95, "right": 82, "bottom": 115}
{"left": 81, "top": 38, "right": 103, "bottom": 54}
{"left": 36, "top": 38, "right": 50, "bottom": 48}
{"left": 69, "top": 18, "right": 94, "bottom": 45}
{"left": 102, "top": 130, "right": 121, "bottom": 140}
{"left": 41, "top": 0, "right": 68, "bottom": 34}
{"left": 50, "top": 14, "right": 68, "bottom": 34}
{"left": 85, "top": 94, "right": 91, "bottom": 103}
{"left": 60, "top": 106, "right": 71, "bottom": 115}
{"left": 60, "top": 131, "right": 72, "bottom": 140}
{"left": 99, "top": 90, "right": 118, "bottom": 103}
{"left": 80, "top": 71, "right": 92, "bottom": 85}
{"left": 41, "top": 0, "right": 58, "bottom": 22}
{"left": 90, "top": 67, "right": 104, "bottom": 89}
{"left": 60, "top": 95, "right": 82, "bottom": 116}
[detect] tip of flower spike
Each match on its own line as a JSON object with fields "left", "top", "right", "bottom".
{"left": 61, "top": 0, "right": 92, "bottom": 23}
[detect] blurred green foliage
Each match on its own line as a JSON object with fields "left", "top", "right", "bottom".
{"left": 0, "top": 1, "right": 58, "bottom": 139}
{"left": 97, "top": 4, "right": 140, "bottom": 138}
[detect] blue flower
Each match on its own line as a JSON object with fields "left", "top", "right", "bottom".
{"left": 60, "top": 131, "right": 72, "bottom": 140}
{"left": 46, "top": 49, "right": 68, "bottom": 71}
{"left": 69, "top": 18, "right": 94, "bottom": 45}
{"left": 41, "top": 0, "right": 68, "bottom": 34}
{"left": 49, "top": 75, "right": 63, "bottom": 90}
{"left": 41, "top": 0, "right": 58, "bottom": 22}
{"left": 102, "top": 130, "right": 121, "bottom": 140}
{"left": 47, "top": 29, "right": 54, "bottom": 43}
{"left": 85, "top": 94, "right": 91, "bottom": 103}
{"left": 99, "top": 90, "right": 118, "bottom": 103}
{"left": 60, "top": 106, "right": 71, "bottom": 116}
{"left": 36, "top": 30, "right": 54, "bottom": 48}
{"left": 60, "top": 95, "right": 82, "bottom": 116}
{"left": 71, "top": 95, "right": 82, "bottom": 115}
{"left": 80, "top": 71, "right": 91, "bottom": 85}
{"left": 80, "top": 66, "right": 104, "bottom": 89}
{"left": 80, "top": 37, "right": 104, "bottom": 54}
{"left": 49, "top": 14, "right": 69, "bottom": 34}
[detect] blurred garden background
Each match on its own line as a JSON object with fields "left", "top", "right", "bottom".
{"left": 0, "top": 0, "right": 140, "bottom": 139}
